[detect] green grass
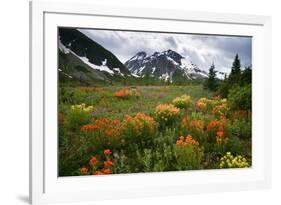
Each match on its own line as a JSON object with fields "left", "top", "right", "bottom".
{"left": 59, "top": 85, "right": 211, "bottom": 120}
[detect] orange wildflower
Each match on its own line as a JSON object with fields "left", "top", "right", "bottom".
{"left": 181, "top": 115, "right": 190, "bottom": 128}
{"left": 185, "top": 134, "right": 199, "bottom": 146}
{"left": 104, "top": 161, "right": 113, "bottom": 167}
{"left": 176, "top": 134, "right": 199, "bottom": 146}
{"left": 176, "top": 138, "right": 184, "bottom": 145}
{"left": 114, "top": 88, "right": 131, "bottom": 98}
{"left": 207, "top": 120, "right": 225, "bottom": 132}
{"left": 80, "top": 124, "right": 98, "bottom": 132}
{"left": 93, "top": 170, "right": 104, "bottom": 175}
{"left": 216, "top": 131, "right": 228, "bottom": 144}
{"left": 216, "top": 131, "right": 224, "bottom": 138}
{"left": 189, "top": 120, "right": 204, "bottom": 132}
{"left": 81, "top": 118, "right": 122, "bottom": 139}
{"left": 79, "top": 167, "right": 88, "bottom": 175}
{"left": 89, "top": 156, "right": 98, "bottom": 166}
{"left": 113, "top": 119, "right": 120, "bottom": 125}
{"left": 104, "top": 149, "right": 112, "bottom": 156}
{"left": 103, "top": 169, "right": 111, "bottom": 174}
{"left": 121, "top": 113, "right": 156, "bottom": 137}
{"left": 196, "top": 101, "right": 207, "bottom": 110}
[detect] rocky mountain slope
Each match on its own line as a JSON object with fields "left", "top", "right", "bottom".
{"left": 124, "top": 50, "right": 208, "bottom": 82}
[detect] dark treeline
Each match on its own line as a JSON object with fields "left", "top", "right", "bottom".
{"left": 204, "top": 54, "right": 252, "bottom": 110}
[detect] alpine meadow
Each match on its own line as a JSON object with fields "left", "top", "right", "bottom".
{"left": 58, "top": 28, "right": 252, "bottom": 176}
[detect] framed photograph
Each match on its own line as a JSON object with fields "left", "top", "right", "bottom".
{"left": 30, "top": 0, "right": 272, "bottom": 204}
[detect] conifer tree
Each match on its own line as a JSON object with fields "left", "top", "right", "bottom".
{"left": 228, "top": 54, "right": 241, "bottom": 83}
{"left": 204, "top": 62, "right": 218, "bottom": 91}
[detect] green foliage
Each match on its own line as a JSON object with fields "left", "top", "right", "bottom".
{"left": 228, "top": 85, "right": 252, "bottom": 110}
{"left": 155, "top": 104, "right": 181, "bottom": 128}
{"left": 240, "top": 66, "right": 252, "bottom": 85}
{"left": 172, "top": 95, "right": 192, "bottom": 109}
{"left": 135, "top": 129, "right": 178, "bottom": 172}
{"left": 226, "top": 119, "right": 251, "bottom": 140}
{"left": 113, "top": 154, "right": 131, "bottom": 174}
{"left": 228, "top": 54, "right": 241, "bottom": 84}
{"left": 204, "top": 63, "right": 218, "bottom": 91}
{"left": 175, "top": 145, "right": 203, "bottom": 170}
{"left": 63, "top": 108, "right": 92, "bottom": 132}
{"left": 224, "top": 136, "right": 245, "bottom": 156}
{"left": 121, "top": 113, "right": 157, "bottom": 148}
{"left": 217, "top": 54, "right": 252, "bottom": 98}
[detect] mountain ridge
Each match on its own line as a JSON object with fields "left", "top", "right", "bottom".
{"left": 124, "top": 49, "right": 208, "bottom": 82}
{"left": 58, "top": 28, "right": 131, "bottom": 85}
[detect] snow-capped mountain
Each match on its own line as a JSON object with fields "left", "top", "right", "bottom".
{"left": 58, "top": 28, "right": 130, "bottom": 85}
{"left": 124, "top": 50, "right": 208, "bottom": 82}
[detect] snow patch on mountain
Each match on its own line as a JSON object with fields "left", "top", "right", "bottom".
{"left": 125, "top": 49, "right": 207, "bottom": 81}
{"left": 78, "top": 56, "right": 114, "bottom": 75}
{"left": 59, "top": 39, "right": 119, "bottom": 75}
{"left": 59, "top": 40, "right": 70, "bottom": 54}
{"left": 159, "top": 73, "right": 171, "bottom": 82}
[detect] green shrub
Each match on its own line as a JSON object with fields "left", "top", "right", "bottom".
{"left": 155, "top": 104, "right": 180, "bottom": 128}
{"left": 64, "top": 109, "right": 92, "bottom": 132}
{"left": 226, "top": 119, "right": 251, "bottom": 139}
{"left": 136, "top": 144, "right": 176, "bottom": 172}
{"left": 228, "top": 85, "right": 251, "bottom": 110}
{"left": 119, "top": 113, "right": 157, "bottom": 150}
{"left": 175, "top": 135, "right": 203, "bottom": 170}
{"left": 172, "top": 95, "right": 192, "bottom": 109}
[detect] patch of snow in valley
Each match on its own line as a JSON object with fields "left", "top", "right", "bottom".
{"left": 152, "top": 67, "right": 156, "bottom": 74}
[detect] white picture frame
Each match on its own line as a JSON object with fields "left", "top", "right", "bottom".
{"left": 29, "top": 0, "right": 272, "bottom": 204}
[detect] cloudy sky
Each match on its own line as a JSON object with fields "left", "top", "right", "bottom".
{"left": 79, "top": 28, "right": 252, "bottom": 73}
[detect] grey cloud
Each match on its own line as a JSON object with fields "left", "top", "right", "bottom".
{"left": 166, "top": 36, "right": 178, "bottom": 49}
{"left": 79, "top": 29, "right": 252, "bottom": 73}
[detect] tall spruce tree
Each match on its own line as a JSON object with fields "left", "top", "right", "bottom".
{"left": 204, "top": 62, "right": 218, "bottom": 91}
{"left": 229, "top": 54, "right": 241, "bottom": 83}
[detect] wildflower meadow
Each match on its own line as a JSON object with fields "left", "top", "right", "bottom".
{"left": 59, "top": 84, "right": 251, "bottom": 176}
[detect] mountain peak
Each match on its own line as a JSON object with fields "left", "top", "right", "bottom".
{"left": 125, "top": 49, "right": 207, "bottom": 81}
{"left": 134, "top": 51, "right": 147, "bottom": 59}
{"left": 164, "top": 49, "right": 183, "bottom": 64}
{"left": 136, "top": 51, "right": 147, "bottom": 56}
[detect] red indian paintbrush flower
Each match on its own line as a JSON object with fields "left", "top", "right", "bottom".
{"left": 103, "top": 149, "right": 112, "bottom": 156}
{"left": 103, "top": 169, "right": 111, "bottom": 174}
{"left": 104, "top": 161, "right": 113, "bottom": 167}
{"left": 89, "top": 156, "right": 98, "bottom": 166}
